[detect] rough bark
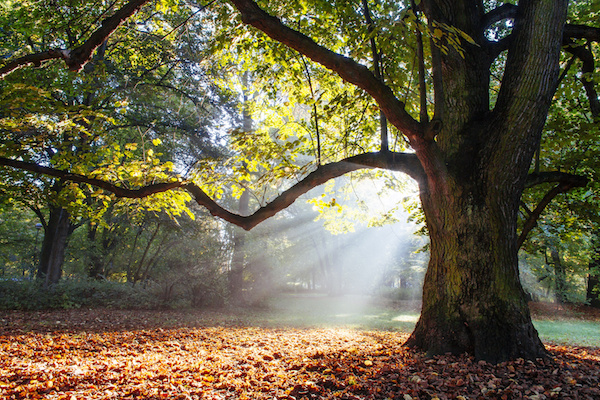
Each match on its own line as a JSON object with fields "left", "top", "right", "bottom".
{"left": 406, "top": 171, "right": 547, "bottom": 362}
{"left": 402, "top": 0, "right": 569, "bottom": 362}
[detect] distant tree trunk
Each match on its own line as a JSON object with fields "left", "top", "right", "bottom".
{"left": 229, "top": 77, "right": 253, "bottom": 304}
{"left": 36, "top": 206, "right": 73, "bottom": 286}
{"left": 87, "top": 224, "right": 104, "bottom": 279}
{"left": 229, "top": 189, "right": 250, "bottom": 303}
{"left": 587, "top": 255, "right": 600, "bottom": 308}
{"left": 551, "top": 248, "right": 568, "bottom": 304}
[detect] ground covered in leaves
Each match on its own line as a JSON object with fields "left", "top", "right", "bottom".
{"left": 1, "top": 308, "right": 599, "bottom": 399}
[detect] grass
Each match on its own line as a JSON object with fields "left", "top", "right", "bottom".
{"left": 234, "top": 293, "right": 600, "bottom": 347}
{"left": 2, "top": 291, "right": 598, "bottom": 347}
{"left": 533, "top": 320, "right": 600, "bottom": 347}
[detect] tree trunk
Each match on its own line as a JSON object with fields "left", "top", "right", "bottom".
{"left": 402, "top": 0, "right": 567, "bottom": 363}
{"left": 87, "top": 224, "right": 104, "bottom": 279}
{"left": 36, "top": 206, "right": 72, "bottom": 286}
{"left": 229, "top": 189, "right": 250, "bottom": 303}
{"left": 551, "top": 248, "right": 568, "bottom": 304}
{"left": 587, "top": 257, "right": 600, "bottom": 308}
{"left": 406, "top": 179, "right": 546, "bottom": 362}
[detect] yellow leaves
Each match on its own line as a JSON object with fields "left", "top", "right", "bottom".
{"left": 155, "top": 0, "right": 178, "bottom": 14}
{"left": 124, "top": 143, "right": 138, "bottom": 151}
{"left": 308, "top": 195, "right": 343, "bottom": 215}
{"left": 429, "top": 21, "right": 479, "bottom": 58}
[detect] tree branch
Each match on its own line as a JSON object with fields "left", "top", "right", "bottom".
{"left": 563, "top": 41, "right": 600, "bottom": 118}
{"left": 525, "top": 171, "right": 589, "bottom": 189}
{"left": 186, "top": 152, "right": 423, "bottom": 230}
{"left": 0, "top": 157, "right": 184, "bottom": 197}
{"left": 518, "top": 172, "right": 589, "bottom": 249}
{"left": 411, "top": 0, "right": 428, "bottom": 126}
{"left": 0, "top": 0, "right": 151, "bottom": 78}
{"left": 482, "top": 3, "right": 518, "bottom": 31}
{"left": 228, "top": 0, "right": 423, "bottom": 140}
{"left": 361, "top": 0, "right": 389, "bottom": 151}
{"left": 518, "top": 184, "right": 569, "bottom": 249}
{"left": 564, "top": 24, "right": 600, "bottom": 42}
{"left": 1, "top": 151, "right": 423, "bottom": 231}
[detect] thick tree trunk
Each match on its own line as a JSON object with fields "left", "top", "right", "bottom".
{"left": 406, "top": 180, "right": 547, "bottom": 362}
{"left": 403, "top": 0, "right": 568, "bottom": 363}
{"left": 36, "top": 206, "right": 72, "bottom": 286}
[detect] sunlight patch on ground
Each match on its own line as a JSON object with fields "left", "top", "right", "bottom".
{"left": 392, "top": 314, "right": 419, "bottom": 323}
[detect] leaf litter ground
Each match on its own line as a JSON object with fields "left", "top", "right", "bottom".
{"left": 1, "top": 307, "right": 599, "bottom": 399}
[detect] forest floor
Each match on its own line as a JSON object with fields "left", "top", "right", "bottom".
{"left": 1, "top": 298, "right": 599, "bottom": 399}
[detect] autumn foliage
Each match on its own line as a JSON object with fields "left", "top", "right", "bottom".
{"left": 1, "top": 309, "right": 599, "bottom": 399}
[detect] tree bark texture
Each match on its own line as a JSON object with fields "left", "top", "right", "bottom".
{"left": 404, "top": 0, "right": 569, "bottom": 362}
{"left": 36, "top": 206, "right": 73, "bottom": 286}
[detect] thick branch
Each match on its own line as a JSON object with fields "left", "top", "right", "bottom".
{"left": 229, "top": 0, "right": 422, "bottom": 140}
{"left": 0, "top": 157, "right": 183, "bottom": 198}
{"left": 1, "top": 152, "right": 423, "bottom": 231}
{"left": 518, "top": 172, "right": 589, "bottom": 248}
{"left": 482, "top": 3, "right": 518, "bottom": 30}
{"left": 186, "top": 151, "right": 423, "bottom": 230}
{"left": 564, "top": 24, "right": 600, "bottom": 42}
{"left": 525, "top": 171, "right": 589, "bottom": 189}
{"left": 0, "top": 0, "right": 151, "bottom": 78}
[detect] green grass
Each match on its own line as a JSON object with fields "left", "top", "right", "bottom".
{"left": 533, "top": 320, "right": 600, "bottom": 347}
{"left": 232, "top": 294, "right": 600, "bottom": 347}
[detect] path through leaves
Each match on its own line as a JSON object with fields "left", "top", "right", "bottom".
{"left": 1, "top": 309, "right": 599, "bottom": 399}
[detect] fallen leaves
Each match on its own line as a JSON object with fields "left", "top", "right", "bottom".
{"left": 0, "top": 309, "right": 599, "bottom": 399}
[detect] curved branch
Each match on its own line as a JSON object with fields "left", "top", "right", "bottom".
{"left": 186, "top": 151, "right": 423, "bottom": 230}
{"left": 229, "top": 0, "right": 423, "bottom": 140}
{"left": 518, "top": 172, "right": 589, "bottom": 249}
{"left": 0, "top": 0, "right": 151, "bottom": 78}
{"left": 564, "top": 24, "right": 600, "bottom": 42}
{"left": 482, "top": 4, "right": 518, "bottom": 30}
{"left": 518, "top": 184, "right": 569, "bottom": 249}
{"left": 482, "top": 4, "right": 517, "bottom": 58}
{"left": 563, "top": 41, "right": 600, "bottom": 118}
{"left": 1, "top": 152, "right": 423, "bottom": 231}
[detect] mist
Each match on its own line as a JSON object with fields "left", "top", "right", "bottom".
{"left": 231, "top": 172, "right": 428, "bottom": 324}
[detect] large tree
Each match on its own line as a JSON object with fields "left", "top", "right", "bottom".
{"left": 2, "top": 0, "right": 600, "bottom": 362}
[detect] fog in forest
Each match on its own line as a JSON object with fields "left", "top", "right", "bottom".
{"left": 232, "top": 173, "right": 429, "bottom": 320}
